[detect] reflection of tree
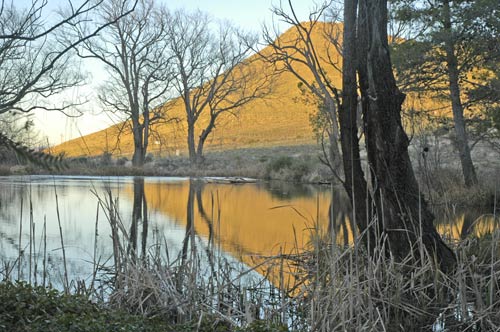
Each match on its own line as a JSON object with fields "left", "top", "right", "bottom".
{"left": 460, "top": 211, "right": 477, "bottom": 240}
{"left": 127, "top": 177, "right": 148, "bottom": 262}
{"left": 435, "top": 208, "right": 492, "bottom": 240}
{"left": 327, "top": 186, "right": 355, "bottom": 246}
{"left": 181, "top": 179, "right": 196, "bottom": 265}
{"left": 194, "top": 182, "right": 215, "bottom": 247}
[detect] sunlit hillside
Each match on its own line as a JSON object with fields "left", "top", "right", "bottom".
{"left": 51, "top": 22, "right": 446, "bottom": 158}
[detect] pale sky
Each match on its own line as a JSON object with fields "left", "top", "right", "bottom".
{"left": 18, "top": 0, "right": 317, "bottom": 145}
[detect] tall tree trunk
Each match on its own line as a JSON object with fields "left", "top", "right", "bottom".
{"left": 196, "top": 118, "right": 216, "bottom": 166}
{"left": 361, "top": 0, "right": 455, "bottom": 271}
{"left": 340, "top": 0, "right": 372, "bottom": 247}
{"left": 323, "top": 95, "right": 343, "bottom": 175}
{"left": 442, "top": 0, "right": 478, "bottom": 187}
{"left": 187, "top": 123, "right": 197, "bottom": 165}
{"left": 143, "top": 110, "right": 150, "bottom": 162}
{"left": 132, "top": 121, "right": 145, "bottom": 167}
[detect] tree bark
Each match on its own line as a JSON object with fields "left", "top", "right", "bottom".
{"left": 360, "top": 0, "right": 455, "bottom": 271}
{"left": 187, "top": 123, "right": 197, "bottom": 165}
{"left": 195, "top": 117, "right": 216, "bottom": 166}
{"left": 442, "top": 0, "right": 478, "bottom": 187}
{"left": 340, "top": 0, "right": 372, "bottom": 246}
{"left": 132, "top": 122, "right": 145, "bottom": 167}
{"left": 323, "top": 95, "right": 343, "bottom": 174}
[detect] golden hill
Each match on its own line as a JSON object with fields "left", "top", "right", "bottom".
{"left": 51, "top": 22, "right": 446, "bottom": 158}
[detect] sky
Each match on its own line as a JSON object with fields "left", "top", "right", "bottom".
{"left": 15, "top": 0, "right": 318, "bottom": 146}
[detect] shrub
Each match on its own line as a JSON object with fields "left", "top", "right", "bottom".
{"left": 100, "top": 152, "right": 113, "bottom": 166}
{"left": 145, "top": 153, "right": 154, "bottom": 163}
{"left": 266, "top": 156, "right": 293, "bottom": 175}
{"left": 265, "top": 156, "right": 311, "bottom": 182}
{"left": 0, "top": 281, "right": 172, "bottom": 332}
{"left": 116, "top": 156, "right": 128, "bottom": 166}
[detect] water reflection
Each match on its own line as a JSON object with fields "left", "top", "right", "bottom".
{"left": 129, "top": 177, "right": 149, "bottom": 261}
{"left": 435, "top": 209, "right": 498, "bottom": 241}
{"left": 0, "top": 176, "right": 498, "bottom": 291}
{"left": 136, "top": 179, "right": 332, "bottom": 259}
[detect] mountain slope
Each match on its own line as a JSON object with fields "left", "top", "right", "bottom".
{"left": 51, "top": 22, "right": 443, "bottom": 158}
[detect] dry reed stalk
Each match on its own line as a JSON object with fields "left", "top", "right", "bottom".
{"left": 29, "top": 196, "right": 33, "bottom": 285}
{"left": 42, "top": 217, "right": 47, "bottom": 287}
{"left": 17, "top": 196, "right": 23, "bottom": 279}
{"left": 54, "top": 185, "right": 69, "bottom": 293}
{"left": 90, "top": 201, "right": 100, "bottom": 294}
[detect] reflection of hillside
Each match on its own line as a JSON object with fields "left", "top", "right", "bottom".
{"left": 436, "top": 213, "right": 498, "bottom": 240}
{"left": 128, "top": 179, "right": 343, "bottom": 289}
{"left": 125, "top": 179, "right": 499, "bottom": 291}
{"left": 142, "top": 180, "right": 332, "bottom": 256}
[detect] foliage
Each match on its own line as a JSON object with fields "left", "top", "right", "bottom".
{"left": 0, "top": 281, "right": 172, "bottom": 332}
{"left": 0, "top": 132, "right": 66, "bottom": 170}
{"left": 265, "top": 156, "right": 312, "bottom": 182}
{"left": 391, "top": 0, "right": 500, "bottom": 132}
{"left": 100, "top": 152, "right": 113, "bottom": 166}
{"left": 0, "top": 280, "right": 292, "bottom": 332}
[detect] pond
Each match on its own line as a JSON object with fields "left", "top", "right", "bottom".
{"left": 0, "top": 175, "right": 497, "bottom": 290}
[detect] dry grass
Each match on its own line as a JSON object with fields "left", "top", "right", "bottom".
{"left": 92, "top": 184, "right": 500, "bottom": 331}
{"left": 277, "top": 229, "right": 500, "bottom": 331}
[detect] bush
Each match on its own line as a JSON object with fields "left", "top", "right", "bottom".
{"left": 265, "top": 156, "right": 311, "bottom": 182}
{"left": 0, "top": 281, "right": 172, "bottom": 332}
{"left": 145, "top": 153, "right": 154, "bottom": 163}
{"left": 266, "top": 156, "right": 293, "bottom": 174}
{"left": 116, "top": 156, "right": 128, "bottom": 166}
{"left": 100, "top": 152, "right": 113, "bottom": 166}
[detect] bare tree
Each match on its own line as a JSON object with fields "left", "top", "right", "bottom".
{"left": 0, "top": 0, "right": 135, "bottom": 115}
{"left": 74, "top": 0, "right": 173, "bottom": 166}
{"left": 0, "top": 0, "right": 135, "bottom": 167}
{"left": 262, "top": 0, "right": 344, "bottom": 178}
{"left": 166, "top": 10, "right": 273, "bottom": 166}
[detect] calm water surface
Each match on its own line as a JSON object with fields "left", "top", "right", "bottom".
{"left": 0, "top": 175, "right": 496, "bottom": 287}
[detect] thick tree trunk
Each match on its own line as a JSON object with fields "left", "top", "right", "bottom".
{"left": 442, "top": 0, "right": 478, "bottom": 187}
{"left": 323, "top": 95, "right": 343, "bottom": 174}
{"left": 132, "top": 129, "right": 145, "bottom": 167}
{"left": 195, "top": 133, "right": 206, "bottom": 165}
{"left": 196, "top": 118, "right": 216, "bottom": 166}
{"left": 361, "top": 0, "right": 455, "bottom": 271}
{"left": 187, "top": 123, "right": 197, "bottom": 165}
{"left": 340, "top": 0, "right": 372, "bottom": 246}
{"left": 131, "top": 115, "right": 145, "bottom": 167}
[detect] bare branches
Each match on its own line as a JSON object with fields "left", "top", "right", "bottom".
{"left": 73, "top": 0, "right": 173, "bottom": 166}
{"left": 261, "top": 0, "right": 344, "bottom": 177}
{"left": 166, "top": 10, "right": 273, "bottom": 165}
{"left": 0, "top": 0, "right": 137, "bottom": 116}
